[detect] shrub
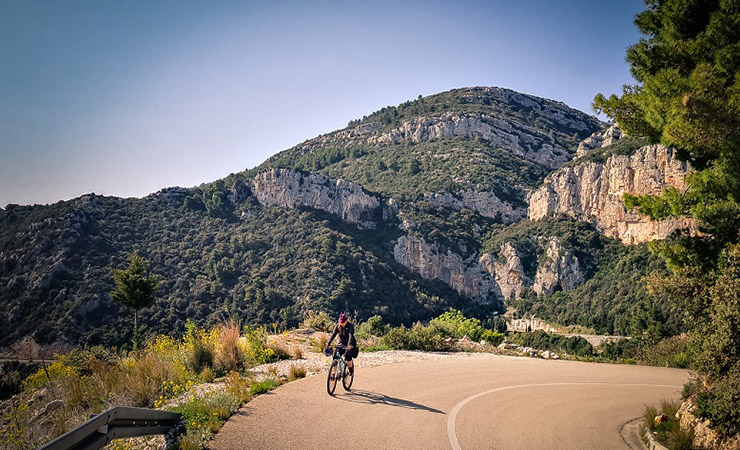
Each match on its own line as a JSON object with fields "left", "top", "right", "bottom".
{"left": 633, "top": 334, "right": 695, "bottom": 368}
{"left": 200, "top": 366, "right": 215, "bottom": 383}
{"left": 288, "top": 364, "right": 307, "bottom": 381}
{"left": 184, "top": 322, "right": 216, "bottom": 374}
{"left": 303, "top": 311, "right": 335, "bottom": 332}
{"left": 642, "top": 399, "right": 694, "bottom": 449}
{"left": 250, "top": 378, "right": 281, "bottom": 395}
{"left": 177, "top": 428, "right": 211, "bottom": 450}
{"left": 356, "top": 315, "right": 389, "bottom": 340}
{"left": 430, "top": 308, "right": 484, "bottom": 341}
{"left": 682, "top": 379, "right": 700, "bottom": 399}
{"left": 293, "top": 347, "right": 303, "bottom": 360}
{"left": 173, "top": 390, "right": 240, "bottom": 437}
{"left": 224, "top": 371, "right": 251, "bottom": 403}
{"left": 243, "top": 326, "right": 277, "bottom": 366}
{"left": 480, "top": 329, "right": 505, "bottom": 346}
{"left": 24, "top": 358, "right": 77, "bottom": 390}
{"left": 267, "top": 343, "right": 292, "bottom": 361}
{"left": 695, "top": 366, "right": 740, "bottom": 435}
{"left": 506, "top": 331, "right": 594, "bottom": 357}
{"left": 382, "top": 323, "right": 451, "bottom": 352}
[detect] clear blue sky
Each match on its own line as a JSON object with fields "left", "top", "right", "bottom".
{"left": 0, "top": 0, "right": 644, "bottom": 207}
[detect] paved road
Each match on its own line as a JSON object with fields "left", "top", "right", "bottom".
{"left": 210, "top": 354, "right": 689, "bottom": 450}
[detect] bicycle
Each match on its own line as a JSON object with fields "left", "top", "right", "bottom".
{"left": 325, "top": 344, "right": 354, "bottom": 395}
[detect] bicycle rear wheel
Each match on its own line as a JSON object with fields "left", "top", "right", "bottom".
{"left": 342, "top": 363, "right": 354, "bottom": 391}
{"left": 327, "top": 360, "right": 339, "bottom": 395}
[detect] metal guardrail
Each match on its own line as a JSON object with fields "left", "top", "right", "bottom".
{"left": 37, "top": 406, "right": 182, "bottom": 450}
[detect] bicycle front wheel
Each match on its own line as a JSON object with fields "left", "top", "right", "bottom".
{"left": 327, "top": 360, "right": 339, "bottom": 395}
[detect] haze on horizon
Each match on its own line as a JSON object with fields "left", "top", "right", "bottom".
{"left": 0, "top": 0, "right": 643, "bottom": 207}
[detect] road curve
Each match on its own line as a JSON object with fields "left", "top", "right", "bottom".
{"left": 210, "top": 354, "right": 689, "bottom": 450}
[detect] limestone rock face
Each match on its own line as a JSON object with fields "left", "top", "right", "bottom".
{"left": 528, "top": 144, "right": 695, "bottom": 244}
{"left": 576, "top": 124, "right": 622, "bottom": 157}
{"left": 487, "top": 243, "right": 529, "bottom": 301}
{"left": 249, "top": 168, "right": 387, "bottom": 229}
{"left": 532, "top": 237, "right": 585, "bottom": 296}
{"left": 370, "top": 112, "right": 572, "bottom": 170}
{"left": 392, "top": 235, "right": 502, "bottom": 304}
{"left": 423, "top": 190, "right": 526, "bottom": 224}
{"left": 393, "top": 235, "right": 587, "bottom": 304}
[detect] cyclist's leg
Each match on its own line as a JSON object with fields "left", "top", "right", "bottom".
{"left": 345, "top": 347, "right": 358, "bottom": 373}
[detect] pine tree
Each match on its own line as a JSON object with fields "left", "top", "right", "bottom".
{"left": 594, "top": 0, "right": 740, "bottom": 434}
{"left": 111, "top": 252, "right": 160, "bottom": 350}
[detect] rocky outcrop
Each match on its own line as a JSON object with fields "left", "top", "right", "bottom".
{"left": 423, "top": 190, "right": 526, "bottom": 224}
{"left": 485, "top": 243, "right": 529, "bottom": 301}
{"left": 678, "top": 397, "right": 740, "bottom": 450}
{"left": 394, "top": 235, "right": 586, "bottom": 304}
{"left": 392, "top": 235, "right": 502, "bottom": 304}
{"left": 528, "top": 144, "right": 695, "bottom": 244}
{"left": 576, "top": 124, "right": 621, "bottom": 157}
{"left": 249, "top": 168, "right": 390, "bottom": 228}
{"left": 370, "top": 113, "right": 571, "bottom": 169}
{"left": 532, "top": 237, "right": 585, "bottom": 295}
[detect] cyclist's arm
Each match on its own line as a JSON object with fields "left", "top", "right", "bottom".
{"left": 347, "top": 325, "right": 355, "bottom": 349}
{"left": 327, "top": 325, "right": 338, "bottom": 346}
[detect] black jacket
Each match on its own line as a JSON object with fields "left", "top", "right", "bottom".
{"left": 329, "top": 322, "right": 356, "bottom": 347}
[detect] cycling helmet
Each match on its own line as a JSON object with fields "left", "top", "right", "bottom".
{"left": 338, "top": 313, "right": 348, "bottom": 324}
{"left": 323, "top": 346, "right": 333, "bottom": 356}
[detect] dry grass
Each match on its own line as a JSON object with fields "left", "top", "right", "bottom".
{"left": 216, "top": 321, "right": 243, "bottom": 372}
{"left": 288, "top": 364, "right": 307, "bottom": 381}
{"left": 311, "top": 333, "right": 329, "bottom": 353}
{"left": 293, "top": 346, "right": 303, "bottom": 360}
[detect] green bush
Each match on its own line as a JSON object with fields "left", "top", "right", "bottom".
{"left": 302, "top": 311, "right": 335, "bottom": 333}
{"left": 506, "top": 331, "right": 593, "bottom": 357}
{"left": 633, "top": 334, "right": 696, "bottom": 368}
{"left": 643, "top": 399, "right": 694, "bottom": 450}
{"left": 695, "top": 366, "right": 740, "bottom": 436}
{"left": 172, "top": 390, "right": 240, "bottom": 438}
{"left": 249, "top": 378, "right": 281, "bottom": 395}
{"left": 242, "top": 326, "right": 277, "bottom": 366}
{"left": 184, "top": 322, "right": 215, "bottom": 374}
{"left": 356, "top": 315, "right": 389, "bottom": 340}
{"left": 382, "top": 323, "right": 451, "bottom": 352}
{"left": 430, "top": 308, "right": 484, "bottom": 341}
{"left": 480, "top": 329, "right": 505, "bottom": 346}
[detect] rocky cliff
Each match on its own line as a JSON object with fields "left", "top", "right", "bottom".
{"left": 248, "top": 168, "right": 392, "bottom": 228}
{"left": 423, "top": 190, "right": 526, "bottom": 224}
{"left": 369, "top": 112, "right": 575, "bottom": 169}
{"left": 392, "top": 235, "right": 501, "bottom": 304}
{"left": 576, "top": 124, "right": 621, "bottom": 157}
{"left": 392, "top": 232, "right": 587, "bottom": 304}
{"left": 528, "top": 143, "right": 695, "bottom": 244}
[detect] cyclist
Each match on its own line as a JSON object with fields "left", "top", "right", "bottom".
{"left": 325, "top": 313, "right": 358, "bottom": 375}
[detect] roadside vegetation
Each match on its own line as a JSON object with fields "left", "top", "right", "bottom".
{"left": 594, "top": 0, "right": 740, "bottom": 442}
{"left": 642, "top": 400, "right": 694, "bottom": 450}
{"left": 1, "top": 306, "right": 712, "bottom": 450}
{"left": 0, "top": 321, "right": 287, "bottom": 450}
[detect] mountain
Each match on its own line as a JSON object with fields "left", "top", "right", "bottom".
{"left": 0, "top": 87, "right": 690, "bottom": 348}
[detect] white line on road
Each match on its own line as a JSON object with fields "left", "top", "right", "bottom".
{"left": 446, "top": 382, "right": 683, "bottom": 450}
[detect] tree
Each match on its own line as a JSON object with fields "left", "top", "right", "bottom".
{"left": 111, "top": 252, "right": 160, "bottom": 350}
{"left": 593, "top": 0, "right": 740, "bottom": 271}
{"left": 594, "top": 0, "right": 740, "bottom": 433}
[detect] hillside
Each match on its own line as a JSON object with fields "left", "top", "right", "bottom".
{"left": 0, "top": 87, "right": 690, "bottom": 349}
